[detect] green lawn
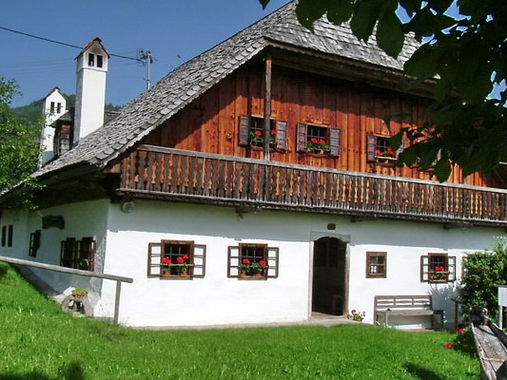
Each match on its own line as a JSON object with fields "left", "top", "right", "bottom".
{"left": 0, "top": 262, "right": 479, "bottom": 379}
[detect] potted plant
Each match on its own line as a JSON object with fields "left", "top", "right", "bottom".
{"left": 375, "top": 147, "right": 396, "bottom": 160}
{"left": 348, "top": 309, "right": 366, "bottom": 322}
{"left": 240, "top": 258, "right": 268, "bottom": 279}
{"left": 307, "top": 138, "right": 330, "bottom": 154}
{"left": 249, "top": 129, "right": 276, "bottom": 147}
{"left": 161, "top": 255, "right": 191, "bottom": 277}
{"left": 430, "top": 265, "right": 448, "bottom": 282}
{"left": 70, "top": 288, "right": 88, "bottom": 312}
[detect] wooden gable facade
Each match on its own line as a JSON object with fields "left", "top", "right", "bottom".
{"left": 142, "top": 53, "right": 495, "bottom": 188}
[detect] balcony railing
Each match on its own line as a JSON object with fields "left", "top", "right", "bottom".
{"left": 117, "top": 145, "right": 507, "bottom": 226}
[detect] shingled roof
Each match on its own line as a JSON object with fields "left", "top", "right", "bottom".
{"left": 34, "top": 1, "right": 419, "bottom": 180}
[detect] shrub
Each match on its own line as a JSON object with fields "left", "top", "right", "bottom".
{"left": 459, "top": 239, "right": 507, "bottom": 322}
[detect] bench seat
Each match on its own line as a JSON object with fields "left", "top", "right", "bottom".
{"left": 374, "top": 295, "right": 443, "bottom": 329}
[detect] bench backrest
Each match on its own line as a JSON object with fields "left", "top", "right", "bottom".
{"left": 375, "top": 295, "right": 433, "bottom": 312}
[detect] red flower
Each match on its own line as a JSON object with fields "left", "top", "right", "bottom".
{"left": 387, "top": 147, "right": 395, "bottom": 155}
{"left": 259, "top": 260, "right": 268, "bottom": 267}
{"left": 255, "top": 130, "right": 262, "bottom": 136}
{"left": 351, "top": 309, "right": 357, "bottom": 314}
{"left": 444, "top": 342, "right": 453, "bottom": 349}
{"left": 464, "top": 322, "right": 471, "bottom": 327}
{"left": 375, "top": 149, "right": 383, "bottom": 156}
{"left": 176, "top": 257, "right": 184, "bottom": 264}
{"left": 311, "top": 138, "right": 318, "bottom": 143}
{"left": 435, "top": 266, "right": 446, "bottom": 272}
{"left": 242, "top": 258, "right": 251, "bottom": 265}
{"left": 318, "top": 139, "right": 326, "bottom": 145}
{"left": 270, "top": 129, "right": 276, "bottom": 135}
{"left": 162, "top": 257, "right": 172, "bottom": 265}
{"left": 182, "top": 255, "right": 189, "bottom": 261}
{"left": 457, "top": 328, "right": 465, "bottom": 334}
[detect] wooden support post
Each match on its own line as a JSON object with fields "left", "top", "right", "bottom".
{"left": 263, "top": 55, "right": 272, "bottom": 161}
{"left": 113, "top": 280, "right": 122, "bottom": 325}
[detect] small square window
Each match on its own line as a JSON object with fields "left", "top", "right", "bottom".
{"left": 238, "top": 244, "right": 268, "bottom": 279}
{"left": 60, "top": 237, "right": 96, "bottom": 270}
{"left": 366, "top": 252, "right": 386, "bottom": 278}
{"left": 367, "top": 135, "right": 400, "bottom": 163}
{"left": 88, "top": 53, "right": 95, "bottom": 67}
{"left": 147, "top": 240, "right": 206, "bottom": 279}
{"left": 297, "top": 123, "right": 341, "bottom": 157}
{"left": 421, "top": 253, "right": 456, "bottom": 283}
{"left": 248, "top": 117, "right": 276, "bottom": 147}
{"left": 238, "top": 116, "right": 288, "bottom": 151}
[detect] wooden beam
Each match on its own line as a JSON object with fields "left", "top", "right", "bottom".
{"left": 263, "top": 55, "right": 272, "bottom": 161}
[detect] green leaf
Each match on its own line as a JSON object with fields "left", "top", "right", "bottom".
{"left": 258, "top": 0, "right": 270, "bottom": 9}
{"left": 296, "top": 0, "right": 328, "bottom": 30}
{"left": 388, "top": 132, "right": 403, "bottom": 150}
{"left": 350, "top": 0, "right": 383, "bottom": 42}
{"left": 404, "top": 44, "right": 440, "bottom": 79}
{"left": 397, "top": 147, "right": 418, "bottom": 167}
{"left": 398, "top": 0, "right": 423, "bottom": 16}
{"left": 376, "top": 11, "right": 404, "bottom": 58}
{"left": 326, "top": 0, "right": 354, "bottom": 25}
{"left": 434, "top": 157, "right": 452, "bottom": 182}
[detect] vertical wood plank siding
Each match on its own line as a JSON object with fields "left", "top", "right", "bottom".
{"left": 118, "top": 145, "right": 507, "bottom": 226}
{"left": 143, "top": 63, "right": 497, "bottom": 188}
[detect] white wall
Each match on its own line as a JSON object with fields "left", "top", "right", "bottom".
{"left": 102, "top": 200, "right": 504, "bottom": 328}
{"left": 0, "top": 200, "right": 109, "bottom": 302}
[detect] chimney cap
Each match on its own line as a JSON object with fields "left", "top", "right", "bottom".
{"left": 76, "top": 37, "right": 111, "bottom": 59}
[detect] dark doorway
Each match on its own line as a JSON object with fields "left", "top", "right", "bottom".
{"left": 312, "top": 237, "right": 346, "bottom": 315}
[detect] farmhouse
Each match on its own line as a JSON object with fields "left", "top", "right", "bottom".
{"left": 1, "top": 2, "right": 505, "bottom": 328}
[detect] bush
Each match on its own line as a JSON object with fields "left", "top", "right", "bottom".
{"left": 459, "top": 239, "right": 507, "bottom": 322}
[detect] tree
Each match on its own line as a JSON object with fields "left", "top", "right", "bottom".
{"left": 260, "top": 0, "right": 507, "bottom": 181}
{"left": 459, "top": 239, "right": 507, "bottom": 322}
{"left": 0, "top": 77, "right": 42, "bottom": 204}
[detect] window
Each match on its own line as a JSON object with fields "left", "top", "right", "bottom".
{"left": 238, "top": 116, "right": 288, "bottom": 151}
{"left": 297, "top": 123, "right": 341, "bottom": 157}
{"left": 366, "top": 252, "right": 386, "bottom": 278}
{"left": 50, "top": 102, "right": 55, "bottom": 113}
{"left": 421, "top": 253, "right": 456, "bottom": 283}
{"left": 367, "top": 135, "right": 401, "bottom": 163}
{"left": 147, "top": 240, "right": 206, "bottom": 279}
{"left": 56, "top": 102, "right": 62, "bottom": 113}
{"left": 60, "top": 237, "right": 96, "bottom": 270}
{"left": 88, "top": 53, "right": 95, "bottom": 67}
{"left": 1, "top": 226, "right": 5, "bottom": 247}
{"left": 227, "top": 243, "right": 279, "bottom": 280}
{"left": 7, "top": 225, "right": 13, "bottom": 247}
{"left": 29, "top": 230, "right": 41, "bottom": 257}
{"left": 96, "top": 54, "right": 103, "bottom": 68}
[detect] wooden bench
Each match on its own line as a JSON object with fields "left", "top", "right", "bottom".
{"left": 374, "top": 295, "right": 443, "bottom": 330}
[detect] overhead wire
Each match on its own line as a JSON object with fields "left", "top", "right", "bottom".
{"left": 0, "top": 25, "right": 142, "bottom": 62}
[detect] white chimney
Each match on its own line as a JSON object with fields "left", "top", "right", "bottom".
{"left": 40, "top": 87, "right": 66, "bottom": 164}
{"left": 73, "top": 37, "right": 110, "bottom": 146}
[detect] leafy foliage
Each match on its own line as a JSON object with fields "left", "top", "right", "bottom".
{"left": 0, "top": 77, "right": 42, "bottom": 203}
{"left": 459, "top": 239, "right": 507, "bottom": 321}
{"left": 260, "top": 0, "right": 507, "bottom": 181}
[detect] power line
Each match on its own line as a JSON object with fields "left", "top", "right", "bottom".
{"left": 0, "top": 25, "right": 141, "bottom": 62}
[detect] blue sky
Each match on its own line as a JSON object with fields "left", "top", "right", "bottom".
{"left": 1, "top": 0, "right": 290, "bottom": 107}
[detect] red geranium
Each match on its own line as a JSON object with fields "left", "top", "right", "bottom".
{"left": 270, "top": 129, "right": 276, "bottom": 135}
{"left": 375, "top": 149, "right": 383, "bottom": 156}
{"left": 242, "top": 258, "right": 251, "bottom": 265}
{"left": 457, "top": 328, "right": 465, "bottom": 334}
{"left": 435, "top": 266, "right": 446, "bottom": 271}
{"left": 311, "top": 137, "right": 318, "bottom": 143}
{"left": 182, "top": 255, "right": 189, "bottom": 261}
{"left": 444, "top": 342, "right": 453, "bottom": 349}
{"left": 176, "top": 256, "right": 184, "bottom": 264}
{"left": 387, "top": 147, "right": 395, "bottom": 155}
{"left": 255, "top": 130, "right": 262, "bottom": 136}
{"left": 319, "top": 139, "right": 326, "bottom": 145}
{"left": 259, "top": 260, "right": 268, "bottom": 267}
{"left": 162, "top": 257, "right": 172, "bottom": 265}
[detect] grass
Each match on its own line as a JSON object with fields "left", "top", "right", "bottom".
{"left": 0, "top": 262, "right": 479, "bottom": 379}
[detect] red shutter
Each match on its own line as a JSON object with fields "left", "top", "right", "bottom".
{"left": 367, "top": 134, "right": 377, "bottom": 163}
{"left": 297, "top": 123, "right": 308, "bottom": 152}
{"left": 238, "top": 116, "right": 250, "bottom": 146}
{"left": 275, "top": 120, "right": 288, "bottom": 151}
{"left": 328, "top": 128, "right": 341, "bottom": 157}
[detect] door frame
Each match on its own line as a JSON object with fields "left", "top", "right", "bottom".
{"left": 308, "top": 231, "right": 350, "bottom": 318}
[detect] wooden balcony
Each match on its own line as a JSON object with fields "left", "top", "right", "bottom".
{"left": 116, "top": 145, "right": 507, "bottom": 227}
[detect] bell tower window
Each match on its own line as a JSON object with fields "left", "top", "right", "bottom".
{"left": 88, "top": 53, "right": 95, "bottom": 67}
{"left": 96, "top": 55, "right": 103, "bottom": 68}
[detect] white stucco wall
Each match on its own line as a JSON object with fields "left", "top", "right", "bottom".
{"left": 0, "top": 200, "right": 109, "bottom": 303}
{"left": 102, "top": 200, "right": 504, "bottom": 328}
